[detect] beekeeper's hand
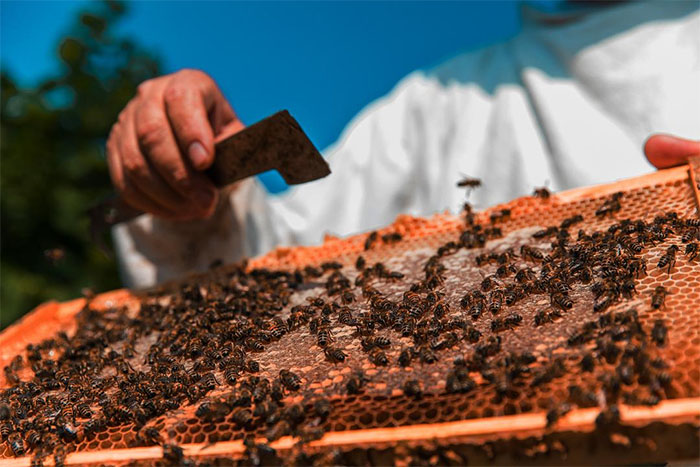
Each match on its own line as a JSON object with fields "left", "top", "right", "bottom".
{"left": 645, "top": 134, "right": 700, "bottom": 169}
{"left": 106, "top": 69, "right": 244, "bottom": 220}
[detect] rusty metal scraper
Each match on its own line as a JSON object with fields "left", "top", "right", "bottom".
{"left": 89, "top": 110, "right": 331, "bottom": 252}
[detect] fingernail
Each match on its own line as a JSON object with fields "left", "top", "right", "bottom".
{"left": 189, "top": 141, "right": 209, "bottom": 169}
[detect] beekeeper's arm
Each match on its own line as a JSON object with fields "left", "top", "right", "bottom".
{"left": 108, "top": 68, "right": 698, "bottom": 289}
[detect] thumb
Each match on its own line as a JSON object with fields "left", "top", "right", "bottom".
{"left": 644, "top": 134, "right": 700, "bottom": 169}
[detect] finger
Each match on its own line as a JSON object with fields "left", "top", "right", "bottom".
{"left": 119, "top": 105, "right": 192, "bottom": 216}
{"left": 134, "top": 99, "right": 219, "bottom": 217}
{"left": 107, "top": 124, "right": 177, "bottom": 219}
{"left": 164, "top": 69, "right": 239, "bottom": 170}
{"left": 644, "top": 134, "right": 700, "bottom": 169}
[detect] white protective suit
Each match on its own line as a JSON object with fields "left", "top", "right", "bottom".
{"left": 115, "top": 1, "right": 700, "bottom": 289}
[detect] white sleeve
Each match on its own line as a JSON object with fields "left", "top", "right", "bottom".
{"left": 112, "top": 179, "right": 272, "bottom": 289}
{"left": 262, "top": 72, "right": 460, "bottom": 248}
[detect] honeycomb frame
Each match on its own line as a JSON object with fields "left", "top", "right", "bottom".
{"left": 1, "top": 161, "right": 699, "bottom": 466}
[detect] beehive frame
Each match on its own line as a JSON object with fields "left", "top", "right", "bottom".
{"left": 1, "top": 160, "right": 699, "bottom": 466}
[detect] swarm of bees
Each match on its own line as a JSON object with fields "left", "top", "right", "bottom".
{"left": 1, "top": 180, "right": 697, "bottom": 464}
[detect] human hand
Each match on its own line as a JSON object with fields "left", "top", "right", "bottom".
{"left": 644, "top": 134, "right": 700, "bottom": 170}
{"left": 106, "top": 69, "right": 244, "bottom": 220}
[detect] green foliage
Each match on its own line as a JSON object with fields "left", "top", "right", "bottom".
{"left": 1, "top": 1, "right": 160, "bottom": 328}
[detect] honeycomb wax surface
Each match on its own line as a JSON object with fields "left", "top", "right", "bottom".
{"left": 0, "top": 165, "right": 699, "bottom": 465}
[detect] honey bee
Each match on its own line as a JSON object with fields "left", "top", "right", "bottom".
{"left": 560, "top": 214, "right": 583, "bottom": 229}
{"left": 520, "top": 245, "right": 546, "bottom": 262}
{"left": 364, "top": 231, "right": 379, "bottom": 251}
{"left": 398, "top": 348, "right": 414, "bottom": 367}
{"left": 316, "top": 327, "right": 333, "bottom": 348}
{"left": 681, "top": 228, "right": 698, "bottom": 243}
{"left": 324, "top": 347, "right": 347, "bottom": 363}
{"left": 1, "top": 421, "right": 13, "bottom": 441}
{"left": 651, "top": 320, "right": 667, "bottom": 347}
{"left": 346, "top": 371, "right": 366, "bottom": 394}
{"left": 381, "top": 232, "right": 403, "bottom": 243}
{"left": 162, "top": 443, "right": 184, "bottom": 463}
{"left": 595, "top": 193, "right": 623, "bottom": 217}
{"left": 403, "top": 379, "right": 423, "bottom": 399}
{"left": 445, "top": 367, "right": 476, "bottom": 394}
{"left": 279, "top": 370, "right": 301, "bottom": 391}
{"left": 685, "top": 242, "right": 698, "bottom": 261}
{"left": 418, "top": 346, "right": 438, "bottom": 364}
{"left": 25, "top": 429, "right": 41, "bottom": 447}
{"left": 490, "top": 209, "right": 511, "bottom": 223}
{"left": 657, "top": 245, "right": 678, "bottom": 273}
{"left": 533, "top": 187, "right": 551, "bottom": 199}
{"left": 534, "top": 309, "right": 561, "bottom": 327}
{"left": 321, "top": 261, "right": 342, "bottom": 271}
{"left": 650, "top": 285, "right": 668, "bottom": 309}
{"left": 545, "top": 403, "right": 571, "bottom": 427}
{"left": 369, "top": 348, "right": 388, "bottom": 366}
{"left": 457, "top": 175, "right": 482, "bottom": 189}
{"left": 43, "top": 248, "right": 65, "bottom": 265}
{"left": 532, "top": 226, "right": 558, "bottom": 239}
{"left": 551, "top": 292, "right": 573, "bottom": 310}
{"left": 355, "top": 255, "right": 366, "bottom": 270}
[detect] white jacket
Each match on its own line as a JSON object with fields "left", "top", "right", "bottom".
{"left": 115, "top": 1, "right": 700, "bottom": 289}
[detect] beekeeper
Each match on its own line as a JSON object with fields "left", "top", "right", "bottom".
{"left": 107, "top": 1, "right": 700, "bottom": 288}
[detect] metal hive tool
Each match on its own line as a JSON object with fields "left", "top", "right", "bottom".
{"left": 1, "top": 159, "right": 699, "bottom": 466}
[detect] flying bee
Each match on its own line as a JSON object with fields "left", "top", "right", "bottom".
{"left": 457, "top": 175, "right": 482, "bottom": 189}
{"left": 650, "top": 285, "right": 668, "bottom": 309}
{"left": 43, "top": 247, "right": 65, "bottom": 265}
{"left": 533, "top": 186, "right": 551, "bottom": 199}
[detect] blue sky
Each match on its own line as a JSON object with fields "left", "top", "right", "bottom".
{"left": 1, "top": 0, "right": 522, "bottom": 192}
